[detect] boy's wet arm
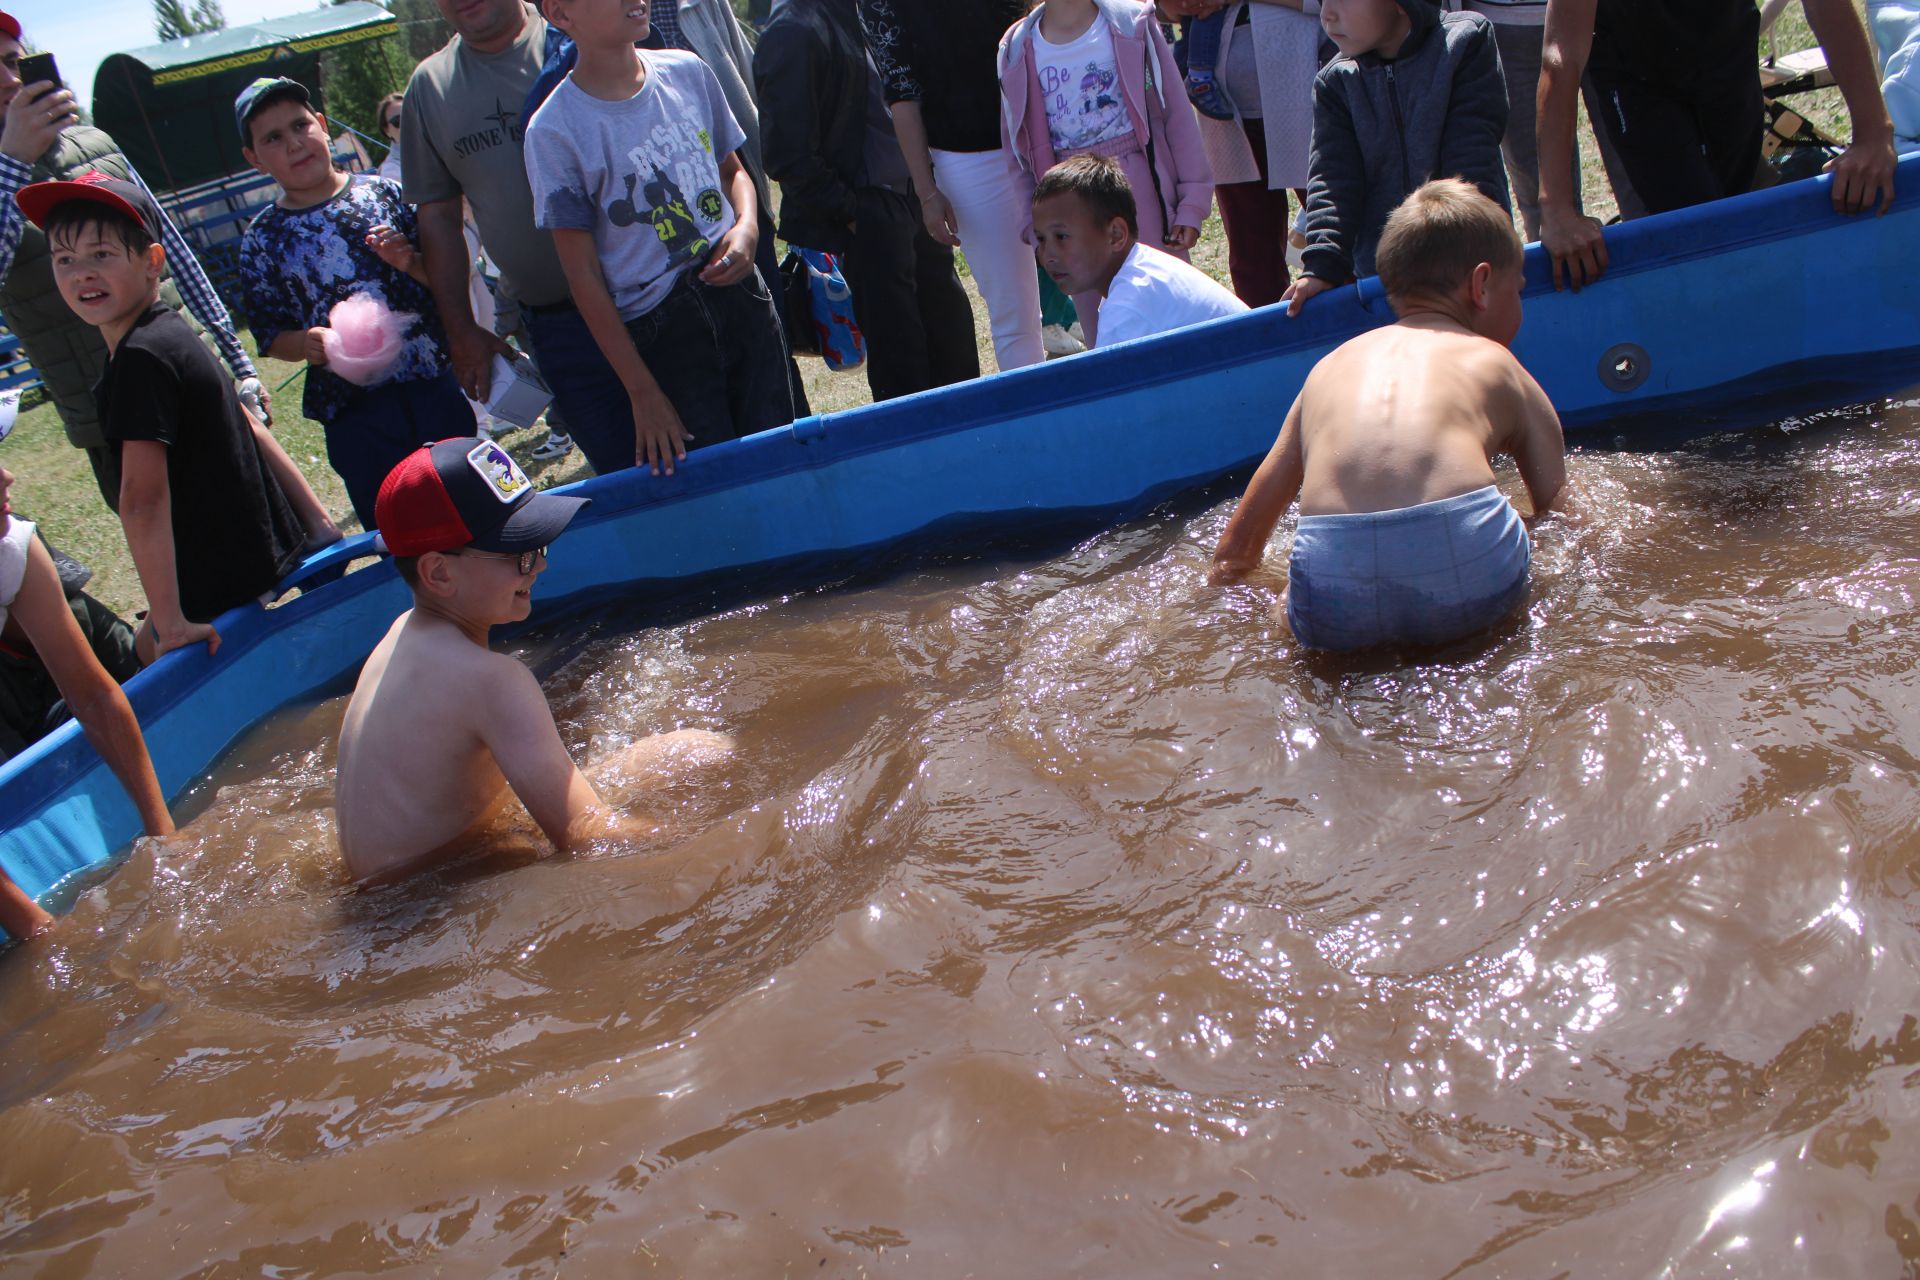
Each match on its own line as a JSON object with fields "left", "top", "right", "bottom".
{"left": 478, "top": 661, "right": 596, "bottom": 853}
{"left": 1508, "top": 365, "right": 1569, "bottom": 515}
{"left": 1211, "top": 404, "right": 1306, "bottom": 582}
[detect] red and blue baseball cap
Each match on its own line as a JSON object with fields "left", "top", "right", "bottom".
{"left": 376, "top": 437, "right": 588, "bottom": 558}
{"left": 16, "top": 169, "right": 164, "bottom": 239}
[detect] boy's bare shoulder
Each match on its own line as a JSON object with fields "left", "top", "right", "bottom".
{"left": 379, "top": 613, "right": 536, "bottom": 705}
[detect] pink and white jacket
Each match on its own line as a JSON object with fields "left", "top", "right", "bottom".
{"left": 997, "top": 0, "right": 1214, "bottom": 240}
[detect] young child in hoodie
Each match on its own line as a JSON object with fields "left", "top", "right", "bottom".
{"left": 1283, "top": 0, "right": 1510, "bottom": 315}
{"left": 998, "top": 0, "right": 1214, "bottom": 345}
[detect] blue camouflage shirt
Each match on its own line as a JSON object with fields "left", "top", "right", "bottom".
{"left": 239, "top": 173, "right": 450, "bottom": 424}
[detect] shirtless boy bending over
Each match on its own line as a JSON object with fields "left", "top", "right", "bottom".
{"left": 336, "top": 437, "right": 730, "bottom": 881}
{"left": 1211, "top": 179, "right": 1567, "bottom": 651}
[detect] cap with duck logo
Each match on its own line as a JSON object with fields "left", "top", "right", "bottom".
{"left": 375, "top": 437, "right": 588, "bottom": 558}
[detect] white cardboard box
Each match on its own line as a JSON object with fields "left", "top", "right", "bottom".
{"left": 485, "top": 353, "right": 554, "bottom": 430}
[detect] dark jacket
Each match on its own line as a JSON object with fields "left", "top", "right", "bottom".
{"left": 754, "top": 0, "right": 873, "bottom": 255}
{"left": 1299, "top": 0, "right": 1509, "bottom": 284}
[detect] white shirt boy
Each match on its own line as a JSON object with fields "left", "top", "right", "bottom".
{"left": 1094, "top": 242, "right": 1249, "bottom": 349}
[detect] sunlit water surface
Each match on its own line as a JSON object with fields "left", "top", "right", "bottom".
{"left": 2, "top": 400, "right": 1918, "bottom": 1277}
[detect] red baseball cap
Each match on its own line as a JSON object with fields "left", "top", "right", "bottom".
{"left": 376, "top": 437, "right": 588, "bottom": 558}
{"left": 0, "top": 13, "right": 20, "bottom": 41}
{"left": 16, "top": 170, "right": 164, "bottom": 239}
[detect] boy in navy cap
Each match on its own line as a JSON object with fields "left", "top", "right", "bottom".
{"left": 235, "top": 76, "right": 469, "bottom": 529}
{"left": 335, "top": 437, "right": 732, "bottom": 882}
{"left": 19, "top": 170, "right": 338, "bottom": 661}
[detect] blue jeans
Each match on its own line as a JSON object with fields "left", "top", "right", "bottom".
{"left": 622, "top": 268, "right": 795, "bottom": 451}
{"left": 325, "top": 372, "right": 470, "bottom": 529}
{"left": 521, "top": 301, "right": 638, "bottom": 477}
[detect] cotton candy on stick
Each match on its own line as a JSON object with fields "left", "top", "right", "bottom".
{"left": 320, "top": 293, "right": 414, "bottom": 387}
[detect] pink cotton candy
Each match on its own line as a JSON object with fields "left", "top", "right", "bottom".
{"left": 320, "top": 293, "right": 414, "bottom": 387}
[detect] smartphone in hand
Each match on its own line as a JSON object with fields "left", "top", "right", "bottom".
{"left": 17, "top": 52, "right": 60, "bottom": 88}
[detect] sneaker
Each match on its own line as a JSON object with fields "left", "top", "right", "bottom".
{"left": 1185, "top": 70, "right": 1235, "bottom": 122}
{"left": 530, "top": 431, "right": 575, "bottom": 461}
{"left": 1042, "top": 323, "right": 1085, "bottom": 357}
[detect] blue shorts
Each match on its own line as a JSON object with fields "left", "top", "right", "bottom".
{"left": 1286, "top": 484, "right": 1530, "bottom": 651}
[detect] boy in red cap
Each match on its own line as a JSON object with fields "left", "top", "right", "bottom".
{"left": 335, "top": 437, "right": 733, "bottom": 882}
{"left": 18, "top": 171, "right": 338, "bottom": 661}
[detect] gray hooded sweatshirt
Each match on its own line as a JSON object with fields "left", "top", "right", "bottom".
{"left": 1299, "top": 0, "right": 1510, "bottom": 284}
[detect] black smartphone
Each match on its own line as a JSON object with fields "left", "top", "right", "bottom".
{"left": 17, "top": 52, "right": 60, "bottom": 89}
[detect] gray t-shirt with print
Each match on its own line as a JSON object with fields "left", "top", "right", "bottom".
{"left": 524, "top": 50, "right": 747, "bottom": 322}
{"left": 400, "top": 5, "right": 566, "bottom": 307}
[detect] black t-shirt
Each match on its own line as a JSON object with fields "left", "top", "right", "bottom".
{"left": 1593, "top": 0, "right": 1759, "bottom": 84}
{"left": 97, "top": 304, "right": 306, "bottom": 624}
{"left": 857, "top": 0, "right": 1029, "bottom": 153}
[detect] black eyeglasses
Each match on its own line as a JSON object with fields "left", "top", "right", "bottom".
{"left": 450, "top": 546, "right": 546, "bottom": 575}
{"left": 385, "top": 113, "right": 402, "bottom": 129}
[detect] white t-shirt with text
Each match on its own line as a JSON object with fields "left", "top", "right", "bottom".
{"left": 1094, "top": 243, "right": 1249, "bottom": 349}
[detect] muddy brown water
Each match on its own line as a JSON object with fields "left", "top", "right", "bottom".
{"left": 2, "top": 399, "right": 1918, "bottom": 1277}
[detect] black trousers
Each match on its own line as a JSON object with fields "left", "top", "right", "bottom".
{"left": 840, "top": 187, "right": 980, "bottom": 403}
{"left": 1585, "top": 23, "right": 1765, "bottom": 216}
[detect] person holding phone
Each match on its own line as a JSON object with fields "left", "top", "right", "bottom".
{"left": 0, "top": 10, "right": 290, "bottom": 513}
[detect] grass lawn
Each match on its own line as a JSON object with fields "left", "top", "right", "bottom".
{"left": 5, "top": 10, "right": 1862, "bottom": 620}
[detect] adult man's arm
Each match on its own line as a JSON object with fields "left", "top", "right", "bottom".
{"left": 417, "top": 196, "right": 513, "bottom": 402}
{"left": 401, "top": 74, "right": 515, "bottom": 402}
{"left": 125, "top": 162, "right": 258, "bottom": 388}
{"left": 0, "top": 151, "right": 26, "bottom": 283}
{"left": 0, "top": 80, "right": 78, "bottom": 278}
{"left": 1802, "top": 0, "right": 1898, "bottom": 215}
{"left": 1536, "top": 0, "right": 1607, "bottom": 290}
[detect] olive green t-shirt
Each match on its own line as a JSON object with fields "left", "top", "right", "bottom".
{"left": 400, "top": 5, "right": 569, "bottom": 307}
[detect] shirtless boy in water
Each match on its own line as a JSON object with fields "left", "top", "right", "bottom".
{"left": 335, "top": 437, "right": 730, "bottom": 881}
{"left": 1211, "top": 179, "right": 1568, "bottom": 650}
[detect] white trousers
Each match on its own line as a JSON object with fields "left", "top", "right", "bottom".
{"left": 931, "top": 146, "right": 1044, "bottom": 373}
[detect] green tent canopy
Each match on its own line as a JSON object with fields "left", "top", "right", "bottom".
{"left": 92, "top": 2, "right": 396, "bottom": 193}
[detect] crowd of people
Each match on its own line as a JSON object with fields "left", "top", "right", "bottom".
{"left": 0, "top": 0, "right": 1906, "bottom": 933}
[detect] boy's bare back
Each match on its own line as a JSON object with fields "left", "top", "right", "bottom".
{"left": 1294, "top": 317, "right": 1565, "bottom": 518}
